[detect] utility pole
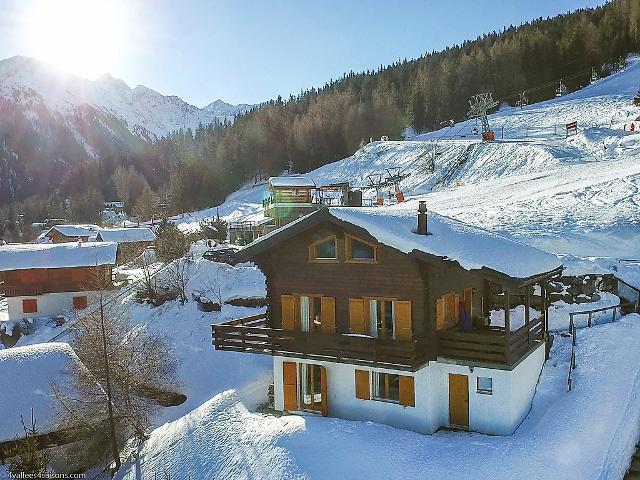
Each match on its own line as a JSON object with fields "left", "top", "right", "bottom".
{"left": 467, "top": 93, "right": 499, "bottom": 141}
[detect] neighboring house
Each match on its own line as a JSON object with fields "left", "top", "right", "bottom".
{"left": 43, "top": 224, "right": 100, "bottom": 243}
{"left": 213, "top": 203, "right": 563, "bottom": 436}
{"left": 263, "top": 176, "right": 317, "bottom": 228}
{"left": 95, "top": 227, "right": 156, "bottom": 264}
{"left": 0, "top": 242, "right": 117, "bottom": 321}
{"left": 0, "top": 343, "right": 96, "bottom": 458}
{"left": 104, "top": 201, "right": 125, "bottom": 213}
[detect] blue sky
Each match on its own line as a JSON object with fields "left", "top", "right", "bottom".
{"left": 0, "top": 0, "right": 607, "bottom": 106}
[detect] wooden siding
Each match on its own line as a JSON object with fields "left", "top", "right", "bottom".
{"left": 0, "top": 265, "right": 113, "bottom": 297}
{"left": 256, "top": 223, "right": 429, "bottom": 337}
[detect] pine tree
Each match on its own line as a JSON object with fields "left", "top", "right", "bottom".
{"left": 4, "top": 410, "right": 51, "bottom": 479}
{"left": 155, "top": 219, "right": 189, "bottom": 262}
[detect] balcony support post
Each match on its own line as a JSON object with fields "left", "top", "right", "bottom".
{"left": 504, "top": 290, "right": 511, "bottom": 365}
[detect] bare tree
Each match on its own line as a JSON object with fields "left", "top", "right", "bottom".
{"left": 52, "top": 295, "right": 181, "bottom": 474}
{"left": 164, "top": 257, "right": 192, "bottom": 305}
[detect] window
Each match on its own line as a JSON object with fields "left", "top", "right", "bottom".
{"left": 477, "top": 377, "right": 493, "bottom": 395}
{"left": 309, "top": 236, "right": 337, "bottom": 262}
{"left": 346, "top": 234, "right": 376, "bottom": 263}
{"left": 73, "top": 295, "right": 88, "bottom": 310}
{"left": 372, "top": 372, "right": 400, "bottom": 402}
{"left": 22, "top": 298, "right": 38, "bottom": 314}
{"left": 368, "top": 299, "right": 395, "bottom": 339}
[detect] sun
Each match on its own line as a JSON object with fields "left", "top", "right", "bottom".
{"left": 25, "top": 0, "right": 127, "bottom": 79}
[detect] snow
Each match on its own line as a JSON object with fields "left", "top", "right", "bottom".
{"left": 116, "top": 315, "right": 640, "bottom": 480}
{"left": 269, "top": 176, "right": 316, "bottom": 188}
{"left": 0, "top": 342, "right": 82, "bottom": 442}
{"left": 330, "top": 206, "right": 562, "bottom": 279}
{"left": 175, "top": 57, "right": 640, "bottom": 265}
{"left": 123, "top": 258, "right": 271, "bottom": 425}
{"left": 0, "top": 241, "right": 117, "bottom": 271}
{"left": 96, "top": 227, "right": 156, "bottom": 243}
{"left": 44, "top": 224, "right": 99, "bottom": 238}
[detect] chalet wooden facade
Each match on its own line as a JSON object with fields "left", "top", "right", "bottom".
{"left": 213, "top": 204, "right": 563, "bottom": 435}
{"left": 0, "top": 242, "right": 117, "bottom": 321}
{"left": 95, "top": 227, "right": 155, "bottom": 264}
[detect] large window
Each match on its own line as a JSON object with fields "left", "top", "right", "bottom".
{"left": 368, "top": 299, "right": 395, "bottom": 339}
{"left": 309, "top": 236, "right": 337, "bottom": 263}
{"left": 372, "top": 372, "right": 400, "bottom": 402}
{"left": 346, "top": 234, "right": 376, "bottom": 263}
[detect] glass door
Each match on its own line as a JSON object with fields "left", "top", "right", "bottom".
{"left": 300, "top": 363, "right": 325, "bottom": 413}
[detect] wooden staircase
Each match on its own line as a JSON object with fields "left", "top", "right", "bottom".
{"left": 625, "top": 444, "right": 640, "bottom": 479}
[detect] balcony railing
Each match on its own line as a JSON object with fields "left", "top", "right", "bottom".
{"left": 0, "top": 284, "right": 46, "bottom": 297}
{"left": 212, "top": 313, "right": 435, "bottom": 371}
{"left": 213, "top": 313, "right": 545, "bottom": 369}
{"left": 437, "top": 315, "right": 544, "bottom": 366}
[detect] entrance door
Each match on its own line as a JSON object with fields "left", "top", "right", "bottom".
{"left": 300, "top": 363, "right": 328, "bottom": 416}
{"left": 448, "top": 374, "right": 469, "bottom": 428}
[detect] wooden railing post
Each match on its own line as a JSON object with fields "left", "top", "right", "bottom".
{"left": 525, "top": 286, "right": 531, "bottom": 346}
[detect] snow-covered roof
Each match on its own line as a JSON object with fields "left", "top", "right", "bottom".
{"left": 0, "top": 241, "right": 117, "bottom": 272}
{"left": 45, "top": 224, "right": 100, "bottom": 238}
{"left": 269, "top": 176, "right": 316, "bottom": 188}
{"left": 96, "top": 227, "right": 156, "bottom": 243}
{"left": 0, "top": 343, "right": 83, "bottom": 442}
{"left": 242, "top": 207, "right": 562, "bottom": 281}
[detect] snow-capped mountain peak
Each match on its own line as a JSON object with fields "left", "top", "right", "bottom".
{"left": 0, "top": 55, "right": 253, "bottom": 140}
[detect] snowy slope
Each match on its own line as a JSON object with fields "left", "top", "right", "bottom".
{"left": 116, "top": 315, "right": 640, "bottom": 480}
{"left": 175, "top": 56, "right": 640, "bottom": 260}
{"left": 0, "top": 56, "right": 252, "bottom": 141}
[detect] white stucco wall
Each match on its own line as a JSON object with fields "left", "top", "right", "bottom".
{"left": 272, "top": 341, "right": 545, "bottom": 436}
{"left": 5, "top": 291, "right": 95, "bottom": 321}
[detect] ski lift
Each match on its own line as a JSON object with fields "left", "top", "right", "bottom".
{"left": 556, "top": 80, "right": 567, "bottom": 97}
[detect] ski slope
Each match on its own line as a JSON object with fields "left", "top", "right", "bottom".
{"left": 175, "top": 56, "right": 640, "bottom": 260}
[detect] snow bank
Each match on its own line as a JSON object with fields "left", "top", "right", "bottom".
{"left": 0, "top": 342, "right": 81, "bottom": 442}
{"left": 116, "top": 315, "right": 640, "bottom": 480}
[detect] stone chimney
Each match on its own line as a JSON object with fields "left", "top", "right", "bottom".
{"left": 417, "top": 201, "right": 428, "bottom": 235}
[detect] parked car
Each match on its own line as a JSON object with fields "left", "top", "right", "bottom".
{"left": 202, "top": 247, "right": 240, "bottom": 264}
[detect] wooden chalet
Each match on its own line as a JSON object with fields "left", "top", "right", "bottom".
{"left": 263, "top": 176, "right": 318, "bottom": 228}
{"left": 213, "top": 203, "right": 563, "bottom": 435}
{"left": 95, "top": 227, "right": 156, "bottom": 264}
{"left": 43, "top": 224, "right": 100, "bottom": 243}
{"left": 0, "top": 241, "right": 117, "bottom": 321}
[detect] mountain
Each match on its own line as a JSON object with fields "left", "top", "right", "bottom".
{"left": 0, "top": 56, "right": 251, "bottom": 141}
{"left": 203, "top": 99, "right": 253, "bottom": 119}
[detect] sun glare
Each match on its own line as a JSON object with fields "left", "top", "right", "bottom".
{"left": 25, "top": 0, "right": 127, "bottom": 79}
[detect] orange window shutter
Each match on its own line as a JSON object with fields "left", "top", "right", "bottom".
{"left": 394, "top": 301, "right": 412, "bottom": 341}
{"left": 399, "top": 375, "right": 415, "bottom": 407}
{"left": 73, "top": 296, "right": 88, "bottom": 310}
{"left": 354, "top": 369, "right": 370, "bottom": 400}
{"left": 22, "top": 299, "right": 38, "bottom": 314}
{"left": 349, "top": 298, "right": 366, "bottom": 334}
{"left": 282, "top": 362, "right": 298, "bottom": 411}
{"left": 281, "top": 295, "right": 296, "bottom": 330}
{"left": 321, "top": 297, "right": 336, "bottom": 333}
{"left": 436, "top": 298, "right": 445, "bottom": 330}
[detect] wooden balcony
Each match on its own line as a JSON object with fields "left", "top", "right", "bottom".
{"left": 437, "top": 315, "right": 544, "bottom": 366}
{"left": 213, "top": 313, "right": 545, "bottom": 369}
{"left": 212, "top": 313, "right": 435, "bottom": 371}
{"left": 0, "top": 284, "right": 46, "bottom": 297}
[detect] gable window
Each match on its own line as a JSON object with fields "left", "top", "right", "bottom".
{"left": 309, "top": 235, "right": 337, "bottom": 263}
{"left": 345, "top": 234, "right": 376, "bottom": 263}
{"left": 477, "top": 377, "right": 493, "bottom": 395}
{"left": 372, "top": 372, "right": 400, "bottom": 402}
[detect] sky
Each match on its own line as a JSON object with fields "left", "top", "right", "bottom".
{"left": 0, "top": 0, "right": 608, "bottom": 107}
